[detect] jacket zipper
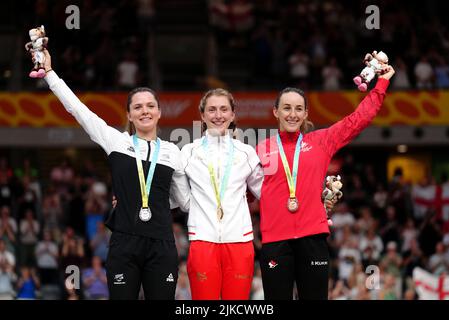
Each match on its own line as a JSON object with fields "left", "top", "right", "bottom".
{"left": 218, "top": 135, "right": 222, "bottom": 243}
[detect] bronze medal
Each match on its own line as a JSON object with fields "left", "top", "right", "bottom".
{"left": 287, "top": 197, "right": 299, "bottom": 213}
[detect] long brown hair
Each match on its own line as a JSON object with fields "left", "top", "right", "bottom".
{"left": 125, "top": 87, "right": 160, "bottom": 135}
{"left": 274, "top": 87, "right": 314, "bottom": 133}
{"left": 198, "top": 88, "right": 237, "bottom": 134}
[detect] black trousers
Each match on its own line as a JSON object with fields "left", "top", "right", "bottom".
{"left": 106, "top": 231, "right": 178, "bottom": 300}
{"left": 260, "top": 233, "right": 329, "bottom": 300}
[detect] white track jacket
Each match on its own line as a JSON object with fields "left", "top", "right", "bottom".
{"left": 181, "top": 131, "right": 263, "bottom": 243}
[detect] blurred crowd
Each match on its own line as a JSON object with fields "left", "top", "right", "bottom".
{"left": 208, "top": 0, "right": 449, "bottom": 90}
{"left": 1, "top": 151, "right": 448, "bottom": 300}
{"left": 10, "top": 0, "right": 449, "bottom": 91}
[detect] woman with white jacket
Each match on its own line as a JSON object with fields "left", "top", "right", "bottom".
{"left": 181, "top": 88, "right": 263, "bottom": 300}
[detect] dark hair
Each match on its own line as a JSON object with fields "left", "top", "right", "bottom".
{"left": 125, "top": 87, "right": 160, "bottom": 135}
{"left": 274, "top": 87, "right": 314, "bottom": 133}
{"left": 198, "top": 88, "right": 237, "bottom": 133}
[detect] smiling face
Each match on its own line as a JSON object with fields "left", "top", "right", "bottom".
{"left": 127, "top": 91, "right": 161, "bottom": 136}
{"left": 201, "top": 94, "right": 235, "bottom": 135}
{"left": 274, "top": 91, "right": 308, "bottom": 133}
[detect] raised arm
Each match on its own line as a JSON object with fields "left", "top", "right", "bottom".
{"left": 40, "top": 49, "right": 123, "bottom": 155}
{"left": 321, "top": 65, "right": 395, "bottom": 157}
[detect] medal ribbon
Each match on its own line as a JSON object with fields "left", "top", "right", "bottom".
{"left": 276, "top": 133, "right": 303, "bottom": 199}
{"left": 133, "top": 135, "right": 160, "bottom": 208}
{"left": 202, "top": 135, "right": 234, "bottom": 212}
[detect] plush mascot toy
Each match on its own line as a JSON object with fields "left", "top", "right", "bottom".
{"left": 25, "top": 25, "right": 49, "bottom": 78}
{"left": 353, "top": 51, "right": 388, "bottom": 92}
{"left": 322, "top": 175, "right": 343, "bottom": 226}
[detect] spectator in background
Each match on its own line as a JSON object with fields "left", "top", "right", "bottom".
{"left": 60, "top": 228, "right": 86, "bottom": 278}
{"left": 17, "top": 175, "right": 39, "bottom": 220}
{"left": 0, "top": 169, "right": 13, "bottom": 208}
{"left": 391, "top": 58, "right": 411, "bottom": 90}
{"left": 116, "top": 51, "right": 139, "bottom": 90}
{"left": 0, "top": 239, "right": 15, "bottom": 270}
{"left": 347, "top": 262, "right": 371, "bottom": 300}
{"left": 373, "top": 183, "right": 388, "bottom": 212}
{"left": 16, "top": 266, "right": 40, "bottom": 300}
{"left": 0, "top": 206, "right": 17, "bottom": 254}
{"left": 82, "top": 256, "right": 108, "bottom": 300}
{"left": 322, "top": 57, "right": 342, "bottom": 90}
{"left": 288, "top": 48, "right": 310, "bottom": 88}
{"left": 418, "top": 210, "right": 443, "bottom": 258}
{"left": 35, "top": 230, "right": 59, "bottom": 286}
{"left": 402, "top": 238, "right": 424, "bottom": 290}
{"left": 41, "top": 188, "right": 63, "bottom": 243}
{"left": 401, "top": 218, "right": 418, "bottom": 253}
{"left": 379, "top": 273, "right": 399, "bottom": 300}
{"left": 380, "top": 241, "right": 403, "bottom": 279}
{"left": 414, "top": 57, "right": 434, "bottom": 89}
{"left": 359, "top": 225, "right": 384, "bottom": 264}
{"left": 14, "top": 158, "right": 39, "bottom": 183}
{"left": 412, "top": 176, "right": 437, "bottom": 223}
{"left": 19, "top": 209, "right": 40, "bottom": 267}
{"left": 338, "top": 237, "right": 362, "bottom": 282}
{"left": 379, "top": 205, "right": 401, "bottom": 246}
{"left": 434, "top": 56, "right": 449, "bottom": 89}
{"left": 0, "top": 239, "right": 16, "bottom": 300}
{"left": 84, "top": 182, "right": 108, "bottom": 242}
{"left": 427, "top": 242, "right": 449, "bottom": 275}
{"left": 355, "top": 206, "right": 376, "bottom": 235}
{"left": 90, "top": 222, "right": 110, "bottom": 263}
{"left": 329, "top": 279, "right": 350, "bottom": 300}
{"left": 50, "top": 159, "right": 74, "bottom": 196}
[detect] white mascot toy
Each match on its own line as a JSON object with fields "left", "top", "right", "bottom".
{"left": 353, "top": 50, "right": 388, "bottom": 92}
{"left": 25, "top": 25, "right": 49, "bottom": 78}
{"left": 322, "top": 175, "right": 343, "bottom": 226}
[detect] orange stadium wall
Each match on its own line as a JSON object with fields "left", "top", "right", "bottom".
{"left": 1, "top": 90, "right": 449, "bottom": 128}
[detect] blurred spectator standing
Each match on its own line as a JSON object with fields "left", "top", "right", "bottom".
{"left": 0, "top": 206, "right": 17, "bottom": 254}
{"left": 82, "top": 256, "right": 108, "bottom": 300}
{"left": 19, "top": 209, "right": 40, "bottom": 267}
{"left": 15, "top": 266, "right": 40, "bottom": 300}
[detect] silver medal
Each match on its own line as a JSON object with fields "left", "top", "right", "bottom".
{"left": 139, "top": 207, "right": 152, "bottom": 221}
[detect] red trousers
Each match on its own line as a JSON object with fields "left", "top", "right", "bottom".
{"left": 187, "top": 240, "right": 254, "bottom": 300}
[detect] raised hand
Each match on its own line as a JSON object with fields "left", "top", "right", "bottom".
{"left": 378, "top": 65, "right": 395, "bottom": 80}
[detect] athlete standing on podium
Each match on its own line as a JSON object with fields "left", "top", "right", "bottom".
{"left": 33, "top": 49, "right": 190, "bottom": 300}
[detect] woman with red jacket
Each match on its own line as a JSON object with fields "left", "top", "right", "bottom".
{"left": 256, "top": 65, "right": 395, "bottom": 300}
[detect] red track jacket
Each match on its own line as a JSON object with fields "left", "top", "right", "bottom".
{"left": 256, "top": 78, "right": 390, "bottom": 244}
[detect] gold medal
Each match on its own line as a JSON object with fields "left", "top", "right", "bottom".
{"left": 287, "top": 197, "right": 299, "bottom": 213}
{"left": 217, "top": 206, "right": 224, "bottom": 220}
